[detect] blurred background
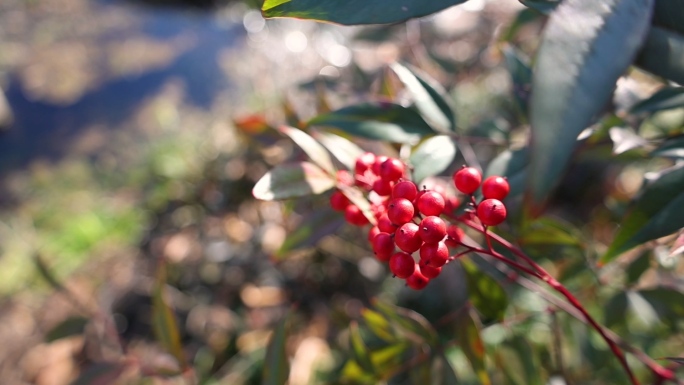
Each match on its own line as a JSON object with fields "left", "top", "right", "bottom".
{"left": 5, "top": 0, "right": 678, "bottom": 384}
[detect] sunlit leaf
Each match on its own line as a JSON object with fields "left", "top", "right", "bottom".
{"left": 369, "top": 343, "right": 407, "bottom": 372}
{"left": 652, "top": 134, "right": 684, "bottom": 158}
{"left": 349, "top": 321, "right": 375, "bottom": 375}
{"left": 626, "top": 290, "right": 660, "bottom": 326}
{"left": 313, "top": 131, "right": 365, "bottom": 171}
{"left": 252, "top": 162, "right": 336, "bottom": 201}
{"left": 652, "top": 0, "right": 684, "bottom": 34}
{"left": 602, "top": 163, "right": 684, "bottom": 263}
{"left": 635, "top": 26, "right": 684, "bottom": 85}
{"left": 527, "top": 0, "right": 653, "bottom": 211}
{"left": 608, "top": 127, "right": 648, "bottom": 155}
{"left": 262, "top": 0, "right": 470, "bottom": 25}
{"left": 409, "top": 135, "right": 457, "bottom": 184}
{"left": 455, "top": 308, "right": 491, "bottom": 385}
{"left": 339, "top": 185, "right": 377, "bottom": 225}
{"left": 152, "top": 262, "right": 186, "bottom": 370}
{"left": 308, "top": 103, "right": 435, "bottom": 144}
{"left": 390, "top": 62, "right": 456, "bottom": 133}
{"left": 278, "top": 126, "right": 335, "bottom": 175}
{"left": 361, "top": 308, "right": 396, "bottom": 343}
{"left": 262, "top": 315, "right": 289, "bottom": 385}
{"left": 461, "top": 257, "right": 509, "bottom": 322}
{"left": 630, "top": 87, "right": 684, "bottom": 114}
{"left": 373, "top": 301, "right": 438, "bottom": 344}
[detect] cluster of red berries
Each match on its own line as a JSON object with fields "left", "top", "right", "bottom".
{"left": 329, "top": 152, "right": 510, "bottom": 290}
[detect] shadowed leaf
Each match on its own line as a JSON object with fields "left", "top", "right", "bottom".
{"left": 652, "top": 0, "right": 684, "bottom": 34}
{"left": 252, "top": 162, "right": 336, "bottom": 201}
{"left": 652, "top": 135, "right": 684, "bottom": 158}
{"left": 630, "top": 87, "right": 684, "bottom": 114}
{"left": 276, "top": 207, "right": 345, "bottom": 258}
{"left": 635, "top": 26, "right": 684, "bottom": 85}
{"left": 374, "top": 301, "right": 437, "bottom": 344}
{"left": 152, "top": 262, "right": 186, "bottom": 370}
{"left": 455, "top": 308, "right": 491, "bottom": 385}
{"left": 71, "top": 362, "right": 131, "bottom": 385}
{"left": 45, "top": 317, "right": 88, "bottom": 342}
{"left": 461, "top": 257, "right": 509, "bottom": 322}
{"left": 520, "top": 0, "right": 561, "bottom": 14}
{"left": 262, "top": 315, "right": 289, "bottom": 385}
{"left": 349, "top": 321, "right": 375, "bottom": 374}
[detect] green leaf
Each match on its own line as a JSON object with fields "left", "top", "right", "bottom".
{"left": 71, "top": 362, "right": 131, "bottom": 385}
{"left": 262, "top": 0, "right": 469, "bottom": 25}
{"left": 626, "top": 251, "right": 651, "bottom": 284}
{"left": 485, "top": 148, "right": 529, "bottom": 199}
{"left": 602, "top": 163, "right": 684, "bottom": 263}
{"left": 262, "top": 315, "right": 290, "bottom": 385}
{"left": 637, "top": 287, "right": 684, "bottom": 327}
{"left": 152, "top": 262, "right": 186, "bottom": 370}
{"left": 276, "top": 207, "right": 345, "bottom": 258}
{"left": 527, "top": 0, "right": 653, "bottom": 211}
{"left": 349, "top": 321, "right": 375, "bottom": 375}
{"left": 652, "top": 0, "right": 684, "bottom": 35}
{"left": 604, "top": 291, "right": 628, "bottom": 327}
{"left": 308, "top": 103, "right": 435, "bottom": 144}
{"left": 461, "top": 258, "right": 509, "bottom": 322}
{"left": 661, "top": 357, "right": 684, "bottom": 366}
{"left": 652, "top": 134, "right": 684, "bottom": 158}
{"left": 252, "top": 162, "right": 336, "bottom": 201}
{"left": 518, "top": 217, "right": 583, "bottom": 247}
{"left": 361, "top": 308, "right": 396, "bottom": 343}
{"left": 369, "top": 343, "right": 408, "bottom": 372}
{"left": 496, "top": 336, "right": 544, "bottom": 385}
{"left": 433, "top": 354, "right": 459, "bottom": 385}
{"left": 501, "top": 44, "right": 533, "bottom": 117}
{"left": 520, "top": 0, "right": 561, "bottom": 14}
{"left": 278, "top": 126, "right": 335, "bottom": 175}
{"left": 313, "top": 131, "right": 365, "bottom": 171}
{"left": 635, "top": 26, "right": 684, "bottom": 85}
{"left": 455, "top": 308, "right": 491, "bottom": 385}
{"left": 45, "top": 316, "right": 88, "bottom": 342}
{"left": 373, "top": 301, "right": 438, "bottom": 344}
{"left": 390, "top": 63, "right": 456, "bottom": 133}
{"left": 409, "top": 135, "right": 457, "bottom": 184}
{"left": 630, "top": 87, "right": 684, "bottom": 114}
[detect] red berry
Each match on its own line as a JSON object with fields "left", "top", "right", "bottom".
{"left": 330, "top": 190, "right": 350, "bottom": 211}
{"left": 345, "top": 205, "right": 369, "bottom": 226}
{"left": 481, "top": 176, "right": 510, "bottom": 200}
{"left": 372, "top": 155, "right": 389, "bottom": 175}
{"left": 368, "top": 226, "right": 381, "bottom": 243}
{"left": 336, "top": 170, "right": 354, "bottom": 186}
{"left": 372, "top": 179, "right": 393, "bottom": 196}
{"left": 355, "top": 152, "right": 376, "bottom": 174}
{"left": 453, "top": 166, "right": 482, "bottom": 194}
{"left": 416, "top": 191, "right": 445, "bottom": 216}
{"left": 392, "top": 180, "right": 418, "bottom": 201}
{"left": 443, "top": 195, "right": 460, "bottom": 214}
{"left": 380, "top": 158, "right": 405, "bottom": 182}
{"left": 406, "top": 269, "right": 429, "bottom": 290}
{"left": 372, "top": 232, "right": 395, "bottom": 261}
{"left": 377, "top": 213, "right": 397, "bottom": 233}
{"left": 419, "top": 216, "right": 447, "bottom": 244}
{"left": 395, "top": 223, "right": 423, "bottom": 253}
{"left": 419, "top": 241, "right": 449, "bottom": 267}
{"left": 420, "top": 264, "right": 442, "bottom": 279}
{"left": 387, "top": 198, "right": 415, "bottom": 225}
{"left": 446, "top": 225, "right": 464, "bottom": 242}
{"left": 389, "top": 252, "right": 416, "bottom": 278}
{"left": 477, "top": 198, "right": 507, "bottom": 226}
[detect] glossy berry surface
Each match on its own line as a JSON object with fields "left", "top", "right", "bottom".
{"left": 367, "top": 226, "right": 381, "bottom": 243}
{"left": 419, "top": 241, "right": 449, "bottom": 267}
{"left": 330, "top": 190, "right": 350, "bottom": 211}
{"left": 387, "top": 198, "right": 415, "bottom": 225}
{"left": 345, "top": 205, "right": 369, "bottom": 226}
{"left": 420, "top": 264, "right": 442, "bottom": 279}
{"left": 355, "top": 152, "right": 376, "bottom": 174}
{"left": 406, "top": 269, "right": 430, "bottom": 290}
{"left": 380, "top": 158, "right": 405, "bottom": 182}
{"left": 377, "top": 213, "right": 397, "bottom": 233}
{"left": 416, "top": 191, "right": 445, "bottom": 216}
{"left": 395, "top": 223, "right": 423, "bottom": 253}
{"left": 372, "top": 155, "right": 389, "bottom": 175}
{"left": 372, "top": 233, "right": 395, "bottom": 261}
{"left": 481, "top": 176, "right": 510, "bottom": 200}
{"left": 477, "top": 198, "right": 507, "bottom": 226}
{"left": 453, "top": 167, "right": 482, "bottom": 194}
{"left": 392, "top": 180, "right": 418, "bottom": 201}
{"left": 447, "top": 225, "right": 464, "bottom": 242}
{"left": 372, "top": 179, "right": 393, "bottom": 196}
{"left": 389, "top": 252, "right": 416, "bottom": 278}
{"left": 419, "top": 216, "right": 447, "bottom": 244}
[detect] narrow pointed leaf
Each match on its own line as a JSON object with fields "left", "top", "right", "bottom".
{"left": 502, "top": 44, "right": 533, "bottom": 117}
{"left": 602, "top": 163, "right": 684, "bottom": 263}
{"left": 409, "top": 135, "right": 457, "bottom": 184}
{"left": 262, "top": 315, "right": 289, "bottom": 385}
{"left": 252, "top": 162, "right": 336, "bottom": 201}
{"left": 390, "top": 62, "right": 456, "bottom": 132}
{"left": 635, "top": 26, "right": 684, "bottom": 85}
{"left": 630, "top": 87, "right": 684, "bottom": 114}
{"left": 527, "top": 0, "right": 653, "bottom": 211}
{"left": 361, "top": 308, "right": 396, "bottom": 342}
{"left": 313, "top": 131, "right": 365, "bottom": 171}
{"left": 152, "top": 262, "right": 186, "bottom": 370}
{"left": 349, "top": 321, "right": 375, "bottom": 374}
{"left": 262, "top": 0, "right": 470, "bottom": 25}
{"left": 652, "top": 135, "right": 684, "bottom": 158}
{"left": 374, "top": 301, "right": 437, "bottom": 344}
{"left": 456, "top": 308, "right": 491, "bottom": 385}
{"left": 461, "top": 258, "right": 509, "bottom": 322}
{"left": 433, "top": 354, "right": 459, "bottom": 385}
{"left": 661, "top": 357, "right": 684, "bottom": 366}
{"left": 279, "top": 126, "right": 335, "bottom": 175}
{"left": 308, "top": 103, "right": 435, "bottom": 144}
{"left": 340, "top": 185, "right": 377, "bottom": 225}
{"left": 652, "top": 0, "right": 684, "bottom": 34}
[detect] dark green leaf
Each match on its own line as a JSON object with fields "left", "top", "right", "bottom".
{"left": 279, "top": 126, "right": 335, "bottom": 175}
{"left": 262, "top": 315, "right": 289, "bottom": 385}
{"left": 637, "top": 287, "right": 684, "bottom": 327}
{"left": 252, "top": 162, "right": 336, "bottom": 201}
{"left": 373, "top": 301, "right": 438, "bottom": 344}
{"left": 45, "top": 317, "right": 88, "bottom": 342}
{"left": 261, "top": 0, "right": 469, "bottom": 25}
{"left": 70, "top": 362, "right": 131, "bottom": 385}
{"left": 630, "top": 87, "right": 684, "bottom": 114}
{"left": 635, "top": 26, "right": 684, "bottom": 85}
{"left": 527, "top": 0, "right": 653, "bottom": 211}
{"left": 361, "top": 308, "right": 396, "bottom": 342}
{"left": 455, "top": 308, "right": 491, "bottom": 385}
{"left": 432, "top": 354, "right": 459, "bottom": 385}
{"left": 461, "top": 258, "right": 509, "bottom": 322}
{"left": 501, "top": 44, "right": 533, "bottom": 116}
{"left": 485, "top": 148, "right": 529, "bottom": 199}
{"left": 499, "top": 8, "right": 544, "bottom": 42}
{"left": 152, "top": 262, "right": 186, "bottom": 370}
{"left": 276, "top": 207, "right": 345, "bottom": 258}
{"left": 518, "top": 217, "right": 583, "bottom": 247}
{"left": 652, "top": 134, "right": 684, "bottom": 158}
{"left": 409, "top": 135, "right": 457, "bottom": 184}
{"left": 308, "top": 103, "right": 435, "bottom": 144}
{"left": 349, "top": 321, "right": 375, "bottom": 375}
{"left": 313, "top": 131, "right": 365, "bottom": 171}
{"left": 626, "top": 290, "right": 660, "bottom": 326}
{"left": 626, "top": 251, "right": 651, "bottom": 284}
{"left": 602, "top": 163, "right": 684, "bottom": 263}
{"left": 496, "top": 336, "right": 544, "bottom": 385}
{"left": 520, "top": 0, "right": 561, "bottom": 14}
{"left": 390, "top": 63, "right": 456, "bottom": 133}
{"left": 652, "top": 0, "right": 684, "bottom": 34}
{"left": 604, "top": 291, "right": 628, "bottom": 328}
